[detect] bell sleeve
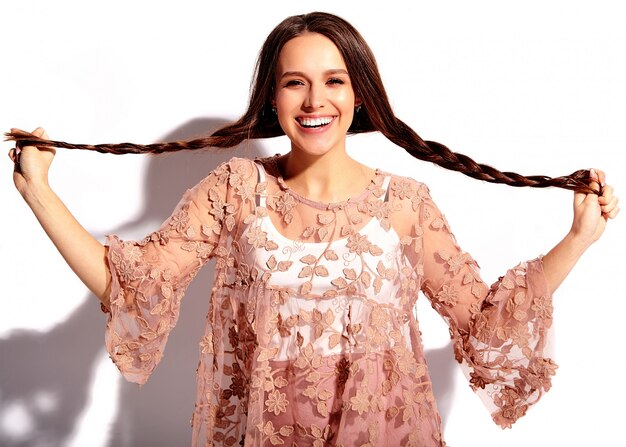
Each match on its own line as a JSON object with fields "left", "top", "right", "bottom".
{"left": 417, "top": 187, "right": 556, "bottom": 429}
{"left": 103, "top": 162, "right": 231, "bottom": 385}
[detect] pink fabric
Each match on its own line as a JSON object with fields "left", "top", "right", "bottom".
{"left": 103, "top": 156, "right": 555, "bottom": 446}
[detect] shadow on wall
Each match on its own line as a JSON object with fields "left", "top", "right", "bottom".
{"left": 0, "top": 118, "right": 458, "bottom": 446}
{"left": 424, "top": 342, "right": 457, "bottom": 431}
{"left": 0, "top": 296, "right": 103, "bottom": 447}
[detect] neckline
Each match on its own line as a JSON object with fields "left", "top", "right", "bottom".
{"left": 261, "top": 212, "right": 382, "bottom": 247}
{"left": 264, "top": 155, "right": 383, "bottom": 211}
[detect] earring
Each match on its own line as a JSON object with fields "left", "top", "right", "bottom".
{"left": 272, "top": 107, "right": 277, "bottom": 114}
{"left": 355, "top": 105, "right": 362, "bottom": 113}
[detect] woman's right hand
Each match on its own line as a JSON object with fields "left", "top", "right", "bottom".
{"left": 8, "top": 127, "right": 56, "bottom": 196}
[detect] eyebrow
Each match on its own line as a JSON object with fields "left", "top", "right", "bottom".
{"left": 279, "top": 69, "right": 349, "bottom": 79}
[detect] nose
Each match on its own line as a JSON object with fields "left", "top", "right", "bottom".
{"left": 303, "top": 83, "right": 325, "bottom": 109}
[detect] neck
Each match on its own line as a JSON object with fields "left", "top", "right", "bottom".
{"left": 280, "top": 148, "right": 375, "bottom": 203}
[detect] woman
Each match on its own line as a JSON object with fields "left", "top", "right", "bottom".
{"left": 7, "top": 12, "right": 619, "bottom": 447}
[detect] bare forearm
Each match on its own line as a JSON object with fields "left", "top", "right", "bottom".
{"left": 541, "top": 231, "right": 590, "bottom": 296}
{"left": 21, "top": 181, "right": 112, "bottom": 306}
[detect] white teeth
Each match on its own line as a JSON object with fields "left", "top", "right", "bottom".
{"left": 299, "top": 117, "right": 333, "bottom": 127}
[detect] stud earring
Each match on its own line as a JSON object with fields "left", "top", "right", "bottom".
{"left": 272, "top": 107, "right": 277, "bottom": 114}
{"left": 355, "top": 105, "right": 362, "bottom": 113}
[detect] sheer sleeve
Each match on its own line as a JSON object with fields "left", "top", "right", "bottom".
{"left": 399, "top": 180, "right": 556, "bottom": 428}
{"left": 103, "top": 160, "right": 238, "bottom": 385}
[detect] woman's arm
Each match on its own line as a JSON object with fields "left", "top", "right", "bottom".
{"left": 410, "top": 171, "right": 618, "bottom": 427}
{"left": 9, "top": 127, "right": 112, "bottom": 305}
{"left": 542, "top": 169, "right": 619, "bottom": 294}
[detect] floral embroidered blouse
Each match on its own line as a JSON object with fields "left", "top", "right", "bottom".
{"left": 103, "top": 156, "right": 556, "bottom": 447}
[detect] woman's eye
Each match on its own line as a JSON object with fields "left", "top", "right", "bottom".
{"left": 327, "top": 78, "right": 344, "bottom": 85}
{"left": 285, "top": 80, "right": 304, "bottom": 87}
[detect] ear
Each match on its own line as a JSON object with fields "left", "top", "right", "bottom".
{"left": 354, "top": 97, "right": 362, "bottom": 108}
{"left": 269, "top": 84, "right": 276, "bottom": 108}
{"left": 270, "top": 91, "right": 276, "bottom": 108}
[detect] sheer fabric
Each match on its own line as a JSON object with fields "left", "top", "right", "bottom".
{"left": 103, "top": 156, "right": 556, "bottom": 446}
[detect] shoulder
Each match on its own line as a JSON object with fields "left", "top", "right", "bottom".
{"left": 216, "top": 156, "right": 258, "bottom": 178}
{"left": 384, "top": 173, "right": 449, "bottom": 239}
{"left": 195, "top": 157, "right": 259, "bottom": 188}
{"left": 181, "top": 157, "right": 260, "bottom": 207}
{"left": 384, "top": 172, "right": 433, "bottom": 204}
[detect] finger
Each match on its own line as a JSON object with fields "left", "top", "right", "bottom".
{"left": 573, "top": 190, "right": 587, "bottom": 207}
{"left": 32, "top": 127, "right": 50, "bottom": 140}
{"left": 590, "top": 169, "right": 601, "bottom": 186}
{"left": 588, "top": 168, "right": 601, "bottom": 195}
{"left": 8, "top": 147, "right": 22, "bottom": 163}
{"left": 598, "top": 185, "right": 614, "bottom": 205}
{"left": 601, "top": 196, "right": 619, "bottom": 214}
{"left": 605, "top": 206, "right": 620, "bottom": 219}
{"left": 591, "top": 168, "right": 605, "bottom": 187}
{"left": 18, "top": 127, "right": 53, "bottom": 155}
{"left": 583, "top": 192, "right": 600, "bottom": 209}
{"left": 10, "top": 128, "right": 25, "bottom": 149}
{"left": 573, "top": 169, "right": 599, "bottom": 207}
{"left": 12, "top": 147, "right": 22, "bottom": 173}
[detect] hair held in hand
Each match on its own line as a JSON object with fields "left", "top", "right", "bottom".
{"left": 5, "top": 12, "right": 597, "bottom": 195}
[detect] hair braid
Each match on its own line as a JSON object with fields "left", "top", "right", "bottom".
{"left": 4, "top": 128, "right": 243, "bottom": 154}
{"left": 377, "top": 119, "right": 596, "bottom": 193}
{"left": 4, "top": 129, "right": 201, "bottom": 154}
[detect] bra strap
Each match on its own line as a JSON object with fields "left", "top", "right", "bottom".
{"left": 254, "top": 161, "right": 267, "bottom": 207}
{"left": 382, "top": 175, "right": 392, "bottom": 202}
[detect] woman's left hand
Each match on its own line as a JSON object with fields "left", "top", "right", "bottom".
{"left": 570, "top": 169, "right": 619, "bottom": 247}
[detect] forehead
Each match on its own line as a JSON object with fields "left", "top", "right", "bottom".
{"left": 276, "top": 32, "right": 347, "bottom": 74}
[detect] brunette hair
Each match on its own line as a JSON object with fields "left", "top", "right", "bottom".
{"left": 6, "top": 12, "right": 595, "bottom": 193}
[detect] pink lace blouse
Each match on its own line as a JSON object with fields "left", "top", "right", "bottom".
{"left": 103, "top": 156, "right": 555, "bottom": 446}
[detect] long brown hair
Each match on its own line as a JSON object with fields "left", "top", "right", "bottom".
{"left": 6, "top": 12, "right": 596, "bottom": 193}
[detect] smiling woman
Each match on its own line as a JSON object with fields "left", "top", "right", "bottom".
{"left": 5, "top": 10, "right": 620, "bottom": 447}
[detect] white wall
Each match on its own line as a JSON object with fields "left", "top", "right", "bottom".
{"left": 1, "top": 1, "right": 624, "bottom": 446}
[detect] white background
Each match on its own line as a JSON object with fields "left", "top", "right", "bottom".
{"left": 1, "top": 1, "right": 624, "bottom": 446}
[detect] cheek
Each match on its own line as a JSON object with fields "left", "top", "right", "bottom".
{"left": 275, "top": 92, "right": 300, "bottom": 115}
{"left": 333, "top": 89, "right": 356, "bottom": 110}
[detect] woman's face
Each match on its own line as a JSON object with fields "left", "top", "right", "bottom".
{"left": 273, "top": 32, "right": 359, "bottom": 157}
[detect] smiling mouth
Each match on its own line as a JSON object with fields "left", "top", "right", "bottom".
{"left": 297, "top": 116, "right": 335, "bottom": 129}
